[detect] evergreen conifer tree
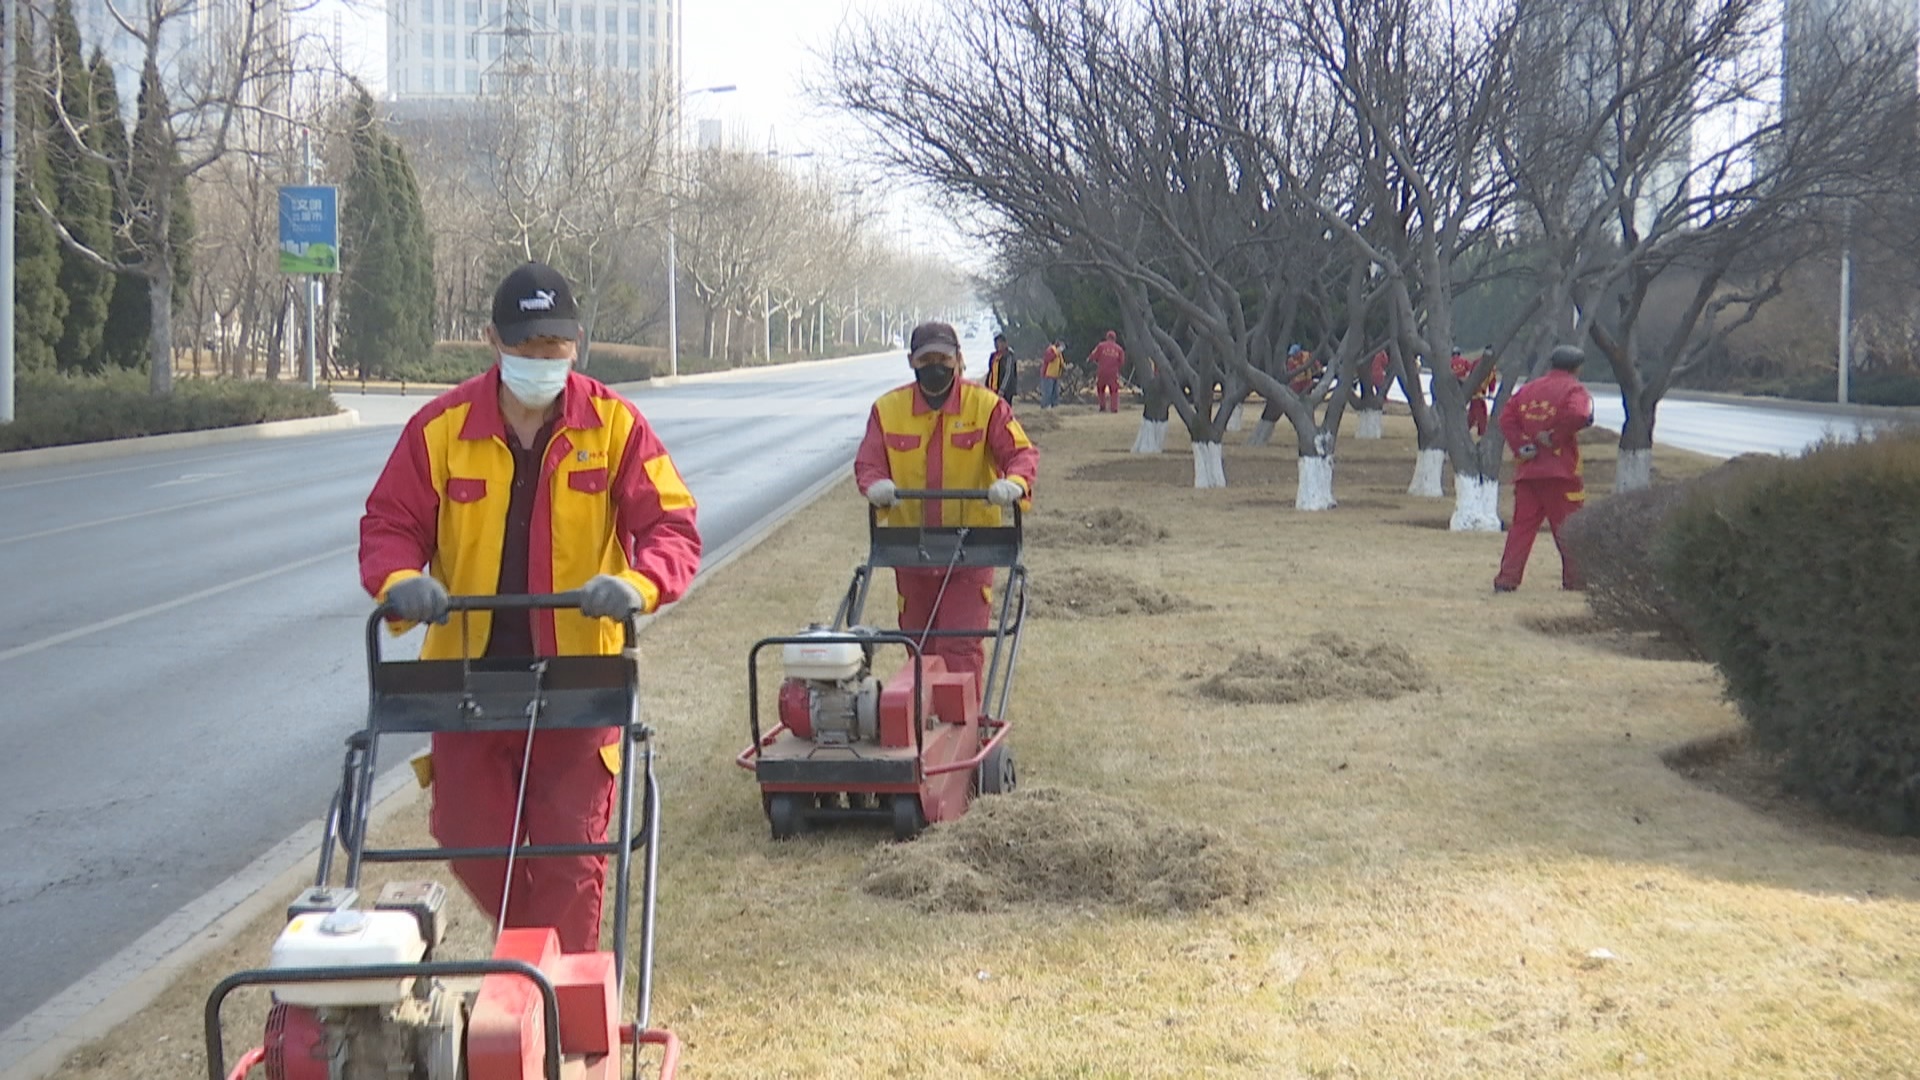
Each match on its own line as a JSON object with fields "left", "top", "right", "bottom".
{"left": 339, "top": 88, "right": 434, "bottom": 377}
{"left": 45, "top": 0, "right": 113, "bottom": 372}
{"left": 14, "top": 30, "right": 68, "bottom": 375}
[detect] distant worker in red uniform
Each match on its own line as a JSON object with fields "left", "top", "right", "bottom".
{"left": 1494, "top": 345, "right": 1595, "bottom": 593}
{"left": 1088, "top": 331, "right": 1127, "bottom": 413}
{"left": 1368, "top": 348, "right": 1390, "bottom": 395}
{"left": 1451, "top": 347, "right": 1497, "bottom": 437}
{"left": 855, "top": 321, "right": 1039, "bottom": 677}
{"left": 359, "top": 262, "right": 702, "bottom": 951}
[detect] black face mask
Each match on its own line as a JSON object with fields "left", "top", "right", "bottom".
{"left": 916, "top": 363, "right": 956, "bottom": 397}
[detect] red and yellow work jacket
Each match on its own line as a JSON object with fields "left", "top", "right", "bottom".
{"left": 359, "top": 367, "right": 702, "bottom": 659}
{"left": 1497, "top": 369, "right": 1595, "bottom": 485}
{"left": 853, "top": 380, "right": 1038, "bottom": 528}
{"left": 1042, "top": 346, "right": 1064, "bottom": 379}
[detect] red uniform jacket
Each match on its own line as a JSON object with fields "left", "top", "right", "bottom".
{"left": 360, "top": 367, "right": 702, "bottom": 658}
{"left": 1368, "top": 350, "right": 1389, "bottom": 391}
{"left": 1088, "top": 341, "right": 1126, "bottom": 379}
{"left": 854, "top": 380, "right": 1038, "bottom": 528}
{"left": 1451, "top": 354, "right": 1494, "bottom": 399}
{"left": 1498, "top": 369, "right": 1595, "bottom": 483}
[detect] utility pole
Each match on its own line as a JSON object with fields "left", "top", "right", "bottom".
{"left": 1, "top": 0, "right": 17, "bottom": 424}
{"left": 304, "top": 127, "right": 318, "bottom": 390}
{"left": 1838, "top": 202, "right": 1852, "bottom": 405}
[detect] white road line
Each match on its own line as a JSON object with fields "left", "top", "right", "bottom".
{"left": 0, "top": 545, "right": 357, "bottom": 665}
{"left": 0, "top": 468, "right": 365, "bottom": 547}
{"left": 0, "top": 430, "right": 387, "bottom": 492}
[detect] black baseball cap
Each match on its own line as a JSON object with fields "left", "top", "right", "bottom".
{"left": 491, "top": 262, "right": 580, "bottom": 346}
{"left": 909, "top": 321, "right": 961, "bottom": 361}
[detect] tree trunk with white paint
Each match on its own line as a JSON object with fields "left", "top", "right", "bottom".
{"left": 1131, "top": 417, "right": 1168, "bottom": 454}
{"left": 1248, "top": 418, "right": 1276, "bottom": 446}
{"left": 1408, "top": 447, "right": 1445, "bottom": 497}
{"left": 1449, "top": 473, "right": 1502, "bottom": 532}
{"left": 1295, "top": 453, "right": 1335, "bottom": 510}
{"left": 1615, "top": 447, "right": 1652, "bottom": 492}
{"left": 1225, "top": 404, "right": 1244, "bottom": 432}
{"left": 1192, "top": 441, "right": 1226, "bottom": 488}
{"left": 1355, "top": 408, "right": 1384, "bottom": 439}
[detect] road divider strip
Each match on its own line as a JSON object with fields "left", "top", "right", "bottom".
{"left": 0, "top": 411, "right": 362, "bottom": 473}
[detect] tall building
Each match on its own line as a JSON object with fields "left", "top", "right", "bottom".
{"left": 385, "top": 0, "right": 674, "bottom": 99}
{"left": 1782, "top": 0, "right": 1919, "bottom": 129}
{"left": 69, "top": 0, "right": 284, "bottom": 110}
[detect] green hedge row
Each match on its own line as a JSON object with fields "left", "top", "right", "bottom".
{"left": 388, "top": 342, "right": 664, "bottom": 386}
{"left": 1659, "top": 431, "right": 1920, "bottom": 833}
{"left": 0, "top": 369, "right": 339, "bottom": 452}
{"left": 1743, "top": 373, "right": 1920, "bottom": 407}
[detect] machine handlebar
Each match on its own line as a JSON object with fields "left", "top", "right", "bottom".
{"left": 890, "top": 488, "right": 992, "bottom": 501}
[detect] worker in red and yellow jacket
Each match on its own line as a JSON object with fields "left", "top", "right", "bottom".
{"left": 359, "top": 262, "right": 701, "bottom": 952}
{"left": 984, "top": 332, "right": 1018, "bottom": 403}
{"left": 854, "top": 320, "right": 1038, "bottom": 678}
{"left": 1284, "top": 343, "right": 1320, "bottom": 395}
{"left": 1451, "top": 347, "right": 1498, "bottom": 437}
{"left": 1494, "top": 345, "right": 1595, "bottom": 593}
{"left": 1040, "top": 339, "right": 1065, "bottom": 409}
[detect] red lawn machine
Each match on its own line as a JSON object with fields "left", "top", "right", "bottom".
{"left": 205, "top": 593, "right": 680, "bottom": 1080}
{"left": 736, "top": 488, "right": 1027, "bottom": 840}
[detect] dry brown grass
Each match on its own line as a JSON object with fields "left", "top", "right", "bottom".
{"left": 1198, "top": 634, "right": 1429, "bottom": 705}
{"left": 44, "top": 409, "right": 1920, "bottom": 1080}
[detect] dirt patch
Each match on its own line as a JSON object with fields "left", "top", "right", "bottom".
{"left": 1662, "top": 731, "right": 1920, "bottom": 857}
{"left": 1395, "top": 515, "right": 1455, "bottom": 531}
{"left": 1068, "top": 451, "right": 1288, "bottom": 487}
{"left": 1024, "top": 566, "right": 1197, "bottom": 618}
{"left": 1520, "top": 612, "right": 1699, "bottom": 663}
{"left": 1016, "top": 410, "right": 1062, "bottom": 435}
{"left": 1198, "top": 634, "right": 1429, "bottom": 705}
{"left": 860, "top": 786, "right": 1267, "bottom": 913}
{"left": 1026, "top": 506, "right": 1169, "bottom": 547}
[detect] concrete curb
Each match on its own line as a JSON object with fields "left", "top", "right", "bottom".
{"left": 0, "top": 460, "right": 855, "bottom": 1080}
{"left": 0, "top": 411, "right": 361, "bottom": 473}
{"left": 623, "top": 349, "right": 898, "bottom": 391}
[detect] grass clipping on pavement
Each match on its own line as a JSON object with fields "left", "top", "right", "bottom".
{"left": 46, "top": 404, "right": 1920, "bottom": 1080}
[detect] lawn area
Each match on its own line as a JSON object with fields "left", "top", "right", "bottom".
{"left": 49, "top": 405, "right": 1920, "bottom": 1079}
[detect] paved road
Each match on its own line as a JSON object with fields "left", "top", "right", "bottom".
{"left": 0, "top": 348, "right": 953, "bottom": 1036}
{"left": 1588, "top": 395, "right": 1890, "bottom": 459}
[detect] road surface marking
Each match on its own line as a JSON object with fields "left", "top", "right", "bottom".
{"left": 0, "top": 468, "right": 365, "bottom": 547}
{"left": 0, "top": 545, "right": 357, "bottom": 666}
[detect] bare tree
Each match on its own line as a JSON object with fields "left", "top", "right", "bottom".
{"left": 25, "top": 0, "right": 307, "bottom": 395}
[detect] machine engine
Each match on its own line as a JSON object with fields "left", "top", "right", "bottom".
{"left": 777, "top": 627, "right": 883, "bottom": 745}
{"left": 264, "top": 883, "right": 464, "bottom": 1080}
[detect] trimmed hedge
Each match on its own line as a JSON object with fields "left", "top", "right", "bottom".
{"left": 1659, "top": 431, "right": 1920, "bottom": 833}
{"left": 1559, "top": 458, "right": 1770, "bottom": 650}
{"left": 0, "top": 369, "right": 339, "bottom": 452}
{"left": 390, "top": 342, "right": 664, "bottom": 386}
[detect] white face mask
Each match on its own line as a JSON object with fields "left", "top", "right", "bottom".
{"left": 499, "top": 352, "right": 571, "bottom": 408}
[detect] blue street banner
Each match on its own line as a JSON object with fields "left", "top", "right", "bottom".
{"left": 278, "top": 186, "right": 339, "bottom": 274}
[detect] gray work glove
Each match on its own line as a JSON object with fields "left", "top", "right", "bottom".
{"left": 580, "top": 574, "right": 644, "bottom": 620}
{"left": 866, "top": 479, "right": 899, "bottom": 507}
{"left": 386, "top": 576, "right": 449, "bottom": 624}
{"left": 987, "top": 478, "right": 1026, "bottom": 507}
{"left": 1516, "top": 443, "right": 1539, "bottom": 461}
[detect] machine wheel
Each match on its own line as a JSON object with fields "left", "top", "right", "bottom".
{"left": 978, "top": 741, "right": 1017, "bottom": 796}
{"left": 890, "top": 795, "right": 926, "bottom": 841}
{"left": 767, "top": 793, "right": 807, "bottom": 840}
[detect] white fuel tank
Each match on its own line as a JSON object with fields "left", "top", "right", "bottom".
{"left": 782, "top": 632, "right": 865, "bottom": 682}
{"left": 268, "top": 908, "right": 428, "bottom": 1006}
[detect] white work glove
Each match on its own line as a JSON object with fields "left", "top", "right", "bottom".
{"left": 1516, "top": 443, "right": 1539, "bottom": 461}
{"left": 1535, "top": 429, "right": 1556, "bottom": 448}
{"left": 866, "top": 479, "right": 899, "bottom": 507}
{"left": 987, "top": 478, "right": 1026, "bottom": 507}
{"left": 579, "top": 574, "right": 644, "bottom": 620}
{"left": 385, "top": 576, "right": 449, "bottom": 624}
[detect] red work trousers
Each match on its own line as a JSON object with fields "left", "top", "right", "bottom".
{"left": 896, "top": 565, "right": 996, "bottom": 679}
{"left": 1467, "top": 399, "right": 1489, "bottom": 437}
{"left": 1096, "top": 373, "right": 1121, "bottom": 412}
{"left": 1496, "top": 477, "right": 1586, "bottom": 590}
{"left": 428, "top": 726, "right": 617, "bottom": 953}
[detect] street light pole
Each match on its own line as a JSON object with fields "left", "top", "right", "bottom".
{"left": 664, "top": 81, "right": 733, "bottom": 380}
{"left": 1838, "top": 202, "right": 1852, "bottom": 405}
{"left": 1, "top": 0, "right": 17, "bottom": 424}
